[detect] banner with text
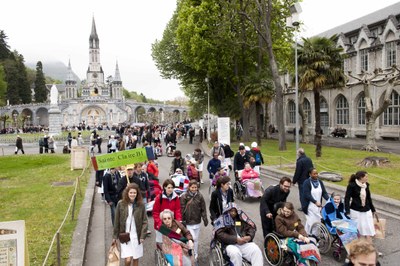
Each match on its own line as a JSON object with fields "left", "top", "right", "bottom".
{"left": 91, "top": 147, "right": 154, "bottom": 170}
{"left": 217, "top": 117, "right": 230, "bottom": 145}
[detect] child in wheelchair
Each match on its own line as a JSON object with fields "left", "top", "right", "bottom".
{"left": 157, "top": 209, "right": 195, "bottom": 266}
{"left": 274, "top": 202, "right": 321, "bottom": 265}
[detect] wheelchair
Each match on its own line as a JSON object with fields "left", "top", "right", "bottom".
{"left": 263, "top": 232, "right": 318, "bottom": 266}
{"left": 233, "top": 170, "right": 264, "bottom": 201}
{"left": 155, "top": 243, "right": 170, "bottom": 266}
{"left": 310, "top": 218, "right": 358, "bottom": 262}
{"left": 209, "top": 240, "right": 251, "bottom": 266}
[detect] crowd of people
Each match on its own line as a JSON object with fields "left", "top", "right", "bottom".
{"left": 92, "top": 123, "right": 382, "bottom": 266}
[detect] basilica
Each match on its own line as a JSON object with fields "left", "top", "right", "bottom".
{"left": 0, "top": 18, "right": 187, "bottom": 129}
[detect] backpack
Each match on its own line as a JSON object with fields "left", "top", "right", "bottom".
{"left": 255, "top": 152, "right": 261, "bottom": 164}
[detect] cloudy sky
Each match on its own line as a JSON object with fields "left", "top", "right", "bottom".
{"left": 0, "top": 0, "right": 398, "bottom": 101}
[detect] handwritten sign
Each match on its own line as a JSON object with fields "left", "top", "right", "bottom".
{"left": 91, "top": 146, "right": 155, "bottom": 170}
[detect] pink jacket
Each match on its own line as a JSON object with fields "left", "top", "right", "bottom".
{"left": 241, "top": 168, "right": 259, "bottom": 181}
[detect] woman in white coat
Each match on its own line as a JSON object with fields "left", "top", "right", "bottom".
{"left": 302, "top": 168, "right": 329, "bottom": 234}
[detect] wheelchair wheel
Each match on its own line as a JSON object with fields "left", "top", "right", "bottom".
{"left": 233, "top": 182, "right": 242, "bottom": 200}
{"left": 264, "top": 233, "right": 284, "bottom": 266}
{"left": 155, "top": 248, "right": 166, "bottom": 266}
{"left": 209, "top": 244, "right": 224, "bottom": 266}
{"left": 310, "top": 222, "right": 332, "bottom": 254}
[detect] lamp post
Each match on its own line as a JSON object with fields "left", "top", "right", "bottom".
{"left": 294, "top": 33, "right": 300, "bottom": 153}
{"left": 287, "top": 2, "right": 302, "bottom": 155}
{"left": 205, "top": 77, "right": 210, "bottom": 142}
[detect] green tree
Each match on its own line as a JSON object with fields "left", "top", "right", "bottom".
{"left": 0, "top": 30, "right": 10, "bottom": 60}
{"left": 15, "top": 53, "right": 31, "bottom": 104}
{"left": 241, "top": 71, "right": 274, "bottom": 145}
{"left": 0, "top": 65, "right": 7, "bottom": 106}
{"left": 34, "top": 61, "right": 47, "bottom": 102}
{"left": 297, "top": 35, "right": 346, "bottom": 157}
{"left": 2, "top": 56, "right": 20, "bottom": 105}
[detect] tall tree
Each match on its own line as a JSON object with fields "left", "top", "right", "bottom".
{"left": 0, "top": 65, "right": 7, "bottom": 106}
{"left": 15, "top": 53, "right": 31, "bottom": 104}
{"left": 348, "top": 67, "right": 400, "bottom": 151}
{"left": 297, "top": 35, "right": 346, "bottom": 157}
{"left": 2, "top": 56, "right": 20, "bottom": 105}
{"left": 0, "top": 30, "right": 11, "bottom": 60}
{"left": 238, "top": 0, "right": 296, "bottom": 150}
{"left": 34, "top": 61, "right": 47, "bottom": 102}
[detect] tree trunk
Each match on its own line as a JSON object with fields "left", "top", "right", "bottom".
{"left": 363, "top": 114, "right": 379, "bottom": 151}
{"left": 314, "top": 90, "right": 322, "bottom": 157}
{"left": 264, "top": 102, "right": 270, "bottom": 139}
{"left": 242, "top": 109, "right": 250, "bottom": 141}
{"left": 263, "top": 25, "right": 286, "bottom": 150}
{"left": 256, "top": 102, "right": 262, "bottom": 146}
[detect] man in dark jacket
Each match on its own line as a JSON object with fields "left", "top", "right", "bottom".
{"left": 15, "top": 135, "right": 24, "bottom": 154}
{"left": 233, "top": 145, "right": 250, "bottom": 178}
{"left": 293, "top": 148, "right": 313, "bottom": 211}
{"left": 103, "top": 167, "right": 121, "bottom": 225}
{"left": 213, "top": 203, "right": 263, "bottom": 266}
{"left": 259, "top": 176, "right": 292, "bottom": 238}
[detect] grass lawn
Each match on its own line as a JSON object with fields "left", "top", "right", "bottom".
{"left": 0, "top": 154, "right": 90, "bottom": 265}
{"left": 230, "top": 139, "right": 400, "bottom": 200}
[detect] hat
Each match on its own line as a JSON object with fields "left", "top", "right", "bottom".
{"left": 126, "top": 164, "right": 135, "bottom": 170}
{"left": 245, "top": 146, "right": 250, "bottom": 151}
{"left": 239, "top": 142, "right": 244, "bottom": 147}
{"left": 251, "top": 142, "right": 257, "bottom": 148}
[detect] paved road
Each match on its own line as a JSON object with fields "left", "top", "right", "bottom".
{"left": 81, "top": 138, "right": 399, "bottom": 266}
{"left": 1, "top": 137, "right": 399, "bottom": 265}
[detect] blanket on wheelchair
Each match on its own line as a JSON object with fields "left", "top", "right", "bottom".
{"left": 162, "top": 235, "right": 191, "bottom": 266}
{"left": 332, "top": 219, "right": 359, "bottom": 253}
{"left": 286, "top": 237, "right": 321, "bottom": 265}
{"left": 242, "top": 178, "right": 263, "bottom": 198}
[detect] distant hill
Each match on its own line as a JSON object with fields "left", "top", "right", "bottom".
{"left": 26, "top": 60, "right": 81, "bottom": 84}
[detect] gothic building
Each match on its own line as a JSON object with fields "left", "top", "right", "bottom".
{"left": 0, "top": 17, "right": 187, "bottom": 128}
{"left": 269, "top": 2, "right": 400, "bottom": 140}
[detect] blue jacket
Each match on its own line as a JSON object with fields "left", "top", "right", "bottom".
{"left": 207, "top": 158, "right": 221, "bottom": 176}
{"left": 302, "top": 177, "right": 329, "bottom": 215}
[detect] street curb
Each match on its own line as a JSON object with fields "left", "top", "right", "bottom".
{"left": 67, "top": 171, "right": 96, "bottom": 266}
{"left": 200, "top": 141, "right": 400, "bottom": 220}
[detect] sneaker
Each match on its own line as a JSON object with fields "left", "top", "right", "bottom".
{"left": 147, "top": 230, "right": 152, "bottom": 235}
{"left": 200, "top": 180, "right": 204, "bottom": 184}
{"left": 378, "top": 252, "right": 383, "bottom": 257}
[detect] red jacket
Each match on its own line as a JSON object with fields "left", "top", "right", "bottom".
{"left": 152, "top": 192, "right": 182, "bottom": 230}
{"left": 147, "top": 161, "right": 159, "bottom": 177}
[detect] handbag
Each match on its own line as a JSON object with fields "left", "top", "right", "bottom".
{"left": 374, "top": 214, "right": 386, "bottom": 239}
{"left": 106, "top": 241, "right": 120, "bottom": 266}
{"left": 118, "top": 232, "right": 130, "bottom": 243}
{"left": 118, "top": 206, "right": 133, "bottom": 244}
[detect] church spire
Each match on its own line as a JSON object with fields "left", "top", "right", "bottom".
{"left": 114, "top": 61, "right": 121, "bottom": 82}
{"left": 66, "top": 59, "right": 75, "bottom": 82}
{"left": 89, "top": 16, "right": 99, "bottom": 49}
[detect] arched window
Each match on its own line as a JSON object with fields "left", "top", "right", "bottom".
{"left": 336, "top": 95, "right": 349, "bottom": 124}
{"left": 303, "top": 99, "right": 312, "bottom": 124}
{"left": 386, "top": 41, "right": 397, "bottom": 68}
{"left": 288, "top": 101, "right": 295, "bottom": 124}
{"left": 383, "top": 91, "right": 400, "bottom": 125}
{"left": 357, "top": 95, "right": 366, "bottom": 125}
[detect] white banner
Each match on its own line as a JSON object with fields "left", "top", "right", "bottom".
{"left": 217, "top": 117, "right": 230, "bottom": 145}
